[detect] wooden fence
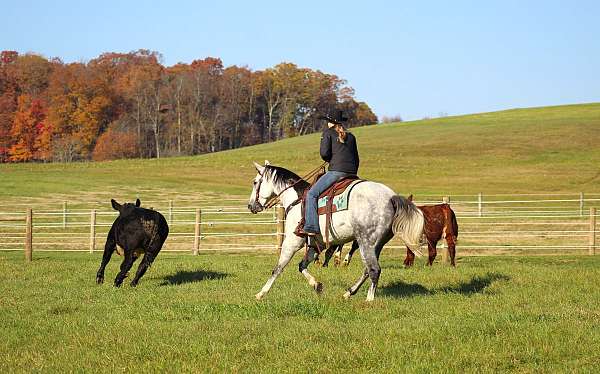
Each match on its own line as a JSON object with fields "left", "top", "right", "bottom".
{"left": 0, "top": 193, "right": 598, "bottom": 262}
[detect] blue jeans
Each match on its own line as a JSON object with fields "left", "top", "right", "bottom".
{"left": 304, "top": 171, "right": 352, "bottom": 233}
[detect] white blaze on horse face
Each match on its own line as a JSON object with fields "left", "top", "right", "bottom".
{"left": 248, "top": 172, "right": 260, "bottom": 207}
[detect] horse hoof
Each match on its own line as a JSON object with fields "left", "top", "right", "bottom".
{"left": 96, "top": 276, "right": 104, "bottom": 285}
{"left": 255, "top": 292, "right": 264, "bottom": 301}
{"left": 365, "top": 296, "right": 375, "bottom": 302}
{"left": 314, "top": 282, "right": 323, "bottom": 294}
{"left": 343, "top": 291, "right": 351, "bottom": 299}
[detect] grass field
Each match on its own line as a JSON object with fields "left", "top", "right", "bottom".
{"left": 1, "top": 251, "right": 600, "bottom": 372}
{"left": 1, "top": 103, "right": 600, "bottom": 372}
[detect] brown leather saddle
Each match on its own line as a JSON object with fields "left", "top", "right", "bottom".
{"left": 294, "top": 175, "right": 362, "bottom": 248}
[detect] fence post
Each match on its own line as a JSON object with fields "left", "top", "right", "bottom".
{"left": 193, "top": 208, "right": 201, "bottom": 255}
{"left": 63, "top": 201, "right": 68, "bottom": 228}
{"left": 276, "top": 206, "right": 285, "bottom": 254}
{"left": 590, "top": 207, "right": 596, "bottom": 255}
{"left": 25, "top": 208, "right": 32, "bottom": 262}
{"left": 169, "top": 200, "right": 173, "bottom": 224}
{"left": 89, "top": 209, "right": 96, "bottom": 253}
{"left": 478, "top": 192, "right": 483, "bottom": 217}
{"left": 580, "top": 192, "right": 584, "bottom": 216}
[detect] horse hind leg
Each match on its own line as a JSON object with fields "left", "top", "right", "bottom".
{"left": 345, "top": 237, "right": 386, "bottom": 302}
{"left": 343, "top": 268, "right": 369, "bottom": 299}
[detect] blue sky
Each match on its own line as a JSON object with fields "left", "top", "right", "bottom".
{"left": 2, "top": 0, "right": 599, "bottom": 120}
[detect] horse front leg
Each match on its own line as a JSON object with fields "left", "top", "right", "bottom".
{"left": 256, "top": 236, "right": 303, "bottom": 300}
{"left": 343, "top": 240, "right": 359, "bottom": 266}
{"left": 299, "top": 247, "right": 323, "bottom": 294}
{"left": 322, "top": 244, "right": 339, "bottom": 267}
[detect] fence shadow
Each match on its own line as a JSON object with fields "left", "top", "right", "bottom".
{"left": 381, "top": 272, "right": 510, "bottom": 298}
{"left": 160, "top": 270, "right": 229, "bottom": 286}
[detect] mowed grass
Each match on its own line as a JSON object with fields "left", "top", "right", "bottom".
{"left": 1, "top": 103, "right": 599, "bottom": 203}
{"left": 1, "top": 251, "right": 600, "bottom": 372}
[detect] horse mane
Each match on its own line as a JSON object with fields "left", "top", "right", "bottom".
{"left": 264, "top": 165, "right": 310, "bottom": 195}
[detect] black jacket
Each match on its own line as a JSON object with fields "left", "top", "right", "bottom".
{"left": 320, "top": 127, "right": 360, "bottom": 175}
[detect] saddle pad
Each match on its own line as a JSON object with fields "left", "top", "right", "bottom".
{"left": 317, "top": 180, "right": 363, "bottom": 215}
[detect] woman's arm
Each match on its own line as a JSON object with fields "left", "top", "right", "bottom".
{"left": 320, "top": 130, "right": 332, "bottom": 162}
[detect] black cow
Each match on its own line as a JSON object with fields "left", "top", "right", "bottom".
{"left": 96, "top": 198, "right": 169, "bottom": 287}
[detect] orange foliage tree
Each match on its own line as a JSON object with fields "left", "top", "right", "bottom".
{"left": 92, "top": 126, "right": 138, "bottom": 161}
{"left": 8, "top": 95, "right": 48, "bottom": 162}
{"left": 0, "top": 50, "right": 377, "bottom": 162}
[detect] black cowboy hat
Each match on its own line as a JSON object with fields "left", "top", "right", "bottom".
{"left": 317, "top": 110, "right": 348, "bottom": 125}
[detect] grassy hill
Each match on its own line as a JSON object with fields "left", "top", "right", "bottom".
{"left": 1, "top": 103, "right": 599, "bottom": 204}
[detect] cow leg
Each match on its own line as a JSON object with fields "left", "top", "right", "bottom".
{"left": 130, "top": 252, "right": 154, "bottom": 287}
{"left": 404, "top": 247, "right": 415, "bottom": 267}
{"left": 114, "top": 252, "right": 136, "bottom": 287}
{"left": 427, "top": 240, "right": 438, "bottom": 266}
{"left": 446, "top": 235, "right": 457, "bottom": 267}
{"left": 96, "top": 226, "right": 116, "bottom": 284}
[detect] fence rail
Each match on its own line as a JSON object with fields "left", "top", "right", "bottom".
{"left": 0, "top": 193, "right": 598, "bottom": 261}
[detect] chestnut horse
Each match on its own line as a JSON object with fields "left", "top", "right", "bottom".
{"left": 321, "top": 195, "right": 458, "bottom": 267}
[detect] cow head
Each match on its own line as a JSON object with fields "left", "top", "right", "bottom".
{"left": 111, "top": 198, "right": 141, "bottom": 215}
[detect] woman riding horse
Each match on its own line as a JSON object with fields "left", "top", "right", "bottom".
{"left": 299, "top": 111, "right": 360, "bottom": 239}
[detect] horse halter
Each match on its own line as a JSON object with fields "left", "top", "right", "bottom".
{"left": 253, "top": 170, "right": 267, "bottom": 209}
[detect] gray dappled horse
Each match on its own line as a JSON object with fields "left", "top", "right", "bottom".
{"left": 248, "top": 161, "right": 424, "bottom": 301}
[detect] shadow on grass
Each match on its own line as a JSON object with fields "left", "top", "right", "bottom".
{"left": 160, "top": 270, "right": 229, "bottom": 286}
{"left": 381, "top": 272, "right": 510, "bottom": 298}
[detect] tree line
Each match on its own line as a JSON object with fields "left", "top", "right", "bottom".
{"left": 0, "top": 49, "right": 378, "bottom": 162}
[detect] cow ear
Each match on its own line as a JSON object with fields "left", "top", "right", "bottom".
{"left": 407, "top": 194, "right": 413, "bottom": 202}
{"left": 135, "top": 198, "right": 141, "bottom": 207}
{"left": 111, "top": 199, "right": 122, "bottom": 211}
{"left": 253, "top": 161, "right": 265, "bottom": 174}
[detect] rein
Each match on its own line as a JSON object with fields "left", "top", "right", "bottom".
{"left": 259, "top": 162, "right": 327, "bottom": 210}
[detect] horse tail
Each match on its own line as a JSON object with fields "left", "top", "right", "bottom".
{"left": 390, "top": 195, "right": 425, "bottom": 249}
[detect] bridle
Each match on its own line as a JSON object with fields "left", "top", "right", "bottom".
{"left": 252, "top": 162, "right": 327, "bottom": 210}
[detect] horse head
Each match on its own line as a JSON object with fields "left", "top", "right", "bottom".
{"left": 248, "top": 160, "right": 275, "bottom": 214}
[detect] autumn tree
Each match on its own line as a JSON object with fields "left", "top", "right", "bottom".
{"left": 0, "top": 50, "right": 378, "bottom": 162}
{"left": 8, "top": 95, "right": 48, "bottom": 161}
